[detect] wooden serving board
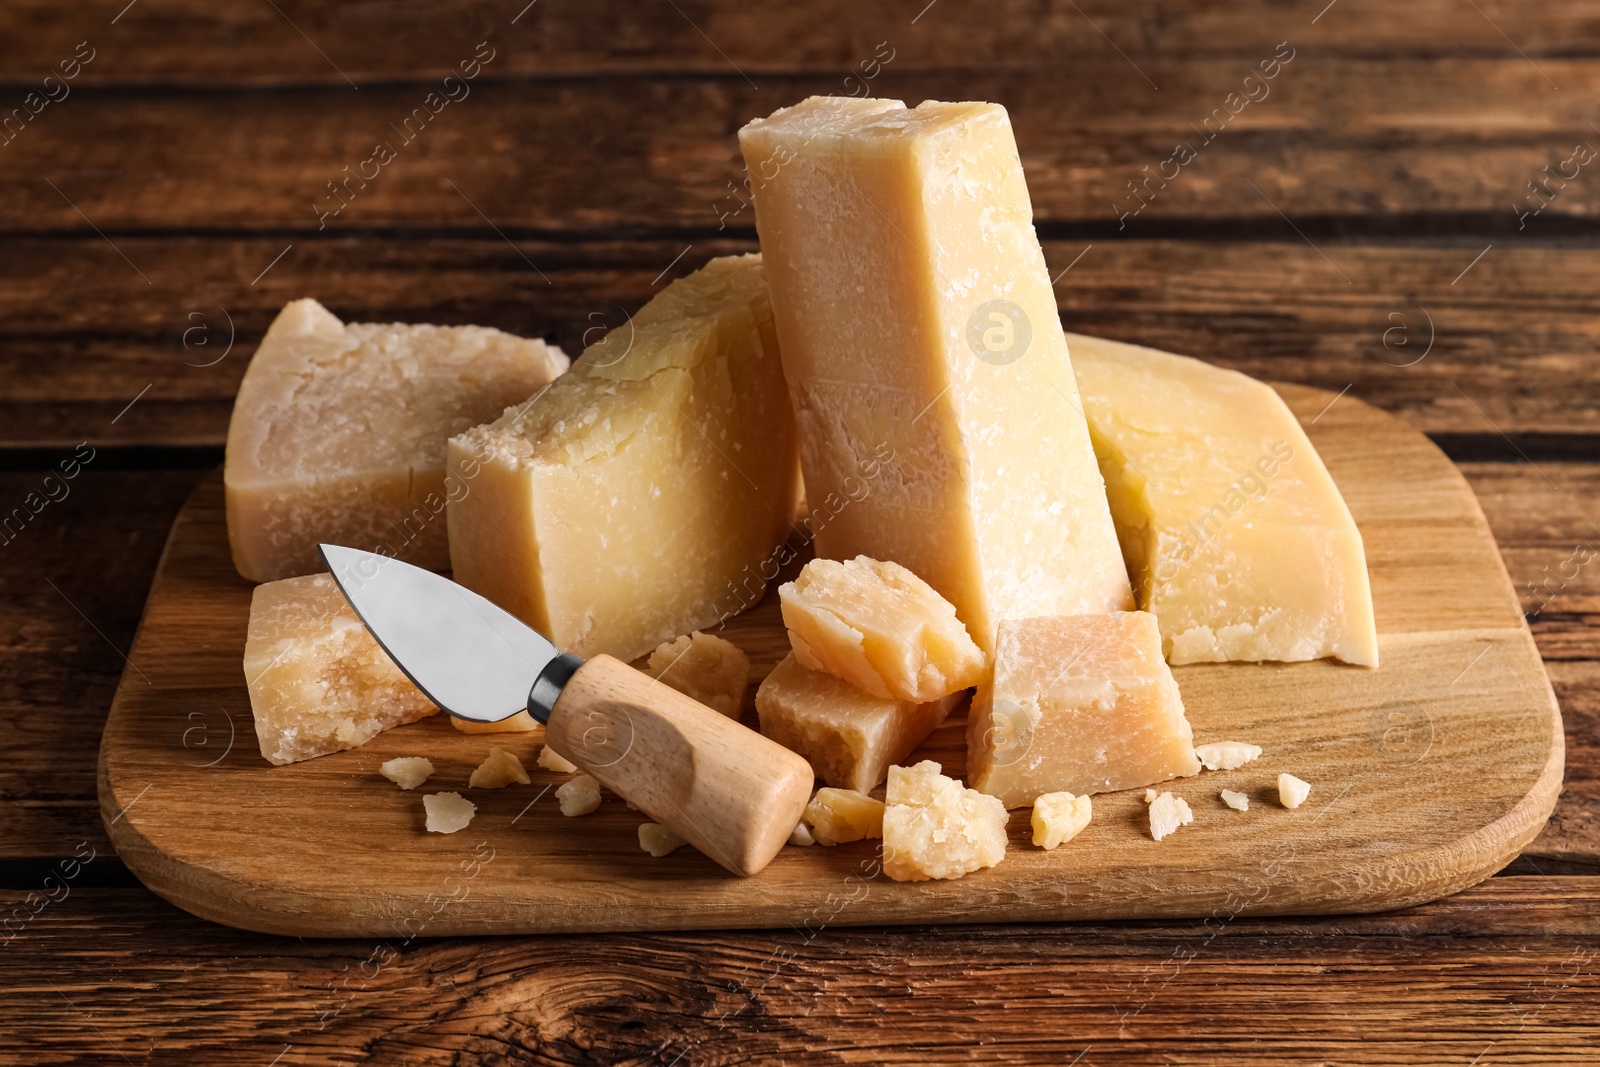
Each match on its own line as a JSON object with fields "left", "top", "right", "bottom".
{"left": 98, "top": 384, "right": 1564, "bottom": 937}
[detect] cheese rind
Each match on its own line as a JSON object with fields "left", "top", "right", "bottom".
{"left": 447, "top": 254, "right": 800, "bottom": 662}
{"left": 882, "top": 761, "right": 1008, "bottom": 881}
{"left": 740, "top": 98, "right": 1132, "bottom": 651}
{"left": 756, "top": 652, "right": 960, "bottom": 793}
{"left": 968, "top": 612, "right": 1202, "bottom": 808}
{"left": 244, "top": 573, "right": 437, "bottom": 765}
{"left": 644, "top": 631, "right": 750, "bottom": 719}
{"left": 1069, "top": 332, "right": 1379, "bottom": 667}
{"left": 225, "top": 298, "right": 568, "bottom": 582}
{"left": 779, "top": 556, "right": 986, "bottom": 702}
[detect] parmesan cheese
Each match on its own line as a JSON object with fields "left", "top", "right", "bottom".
{"left": 1278, "top": 773, "right": 1312, "bottom": 810}
{"left": 881, "top": 761, "right": 1008, "bottom": 882}
{"left": 423, "top": 792, "right": 476, "bottom": 833}
{"left": 556, "top": 774, "right": 602, "bottom": 817}
{"left": 468, "top": 746, "right": 530, "bottom": 789}
{"left": 1195, "top": 741, "right": 1263, "bottom": 772}
{"left": 639, "top": 822, "right": 688, "bottom": 857}
{"left": 1031, "top": 792, "right": 1092, "bottom": 850}
{"left": 1148, "top": 792, "right": 1193, "bottom": 841}
{"left": 379, "top": 757, "right": 434, "bottom": 790}
{"left": 1221, "top": 789, "right": 1250, "bottom": 811}
{"left": 644, "top": 631, "right": 750, "bottom": 719}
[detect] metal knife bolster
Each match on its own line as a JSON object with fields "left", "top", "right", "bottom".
{"left": 526, "top": 651, "right": 585, "bottom": 724}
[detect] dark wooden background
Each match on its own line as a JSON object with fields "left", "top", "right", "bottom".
{"left": 3, "top": 1, "right": 1598, "bottom": 1062}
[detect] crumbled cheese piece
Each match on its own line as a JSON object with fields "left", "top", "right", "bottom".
{"left": 639, "top": 822, "right": 688, "bottom": 857}
{"left": 379, "top": 757, "right": 435, "bottom": 790}
{"left": 469, "top": 746, "right": 531, "bottom": 789}
{"left": 882, "top": 761, "right": 1008, "bottom": 881}
{"left": 1148, "top": 792, "right": 1193, "bottom": 841}
{"left": 452, "top": 711, "right": 538, "bottom": 734}
{"left": 423, "top": 792, "right": 476, "bottom": 833}
{"left": 1278, "top": 773, "right": 1312, "bottom": 810}
{"left": 1195, "top": 741, "right": 1263, "bottom": 771}
{"left": 1144, "top": 788, "right": 1158, "bottom": 804}
{"left": 1031, "top": 792, "right": 1092, "bottom": 850}
{"left": 537, "top": 745, "right": 578, "bottom": 773}
{"left": 803, "top": 787, "right": 885, "bottom": 846}
{"left": 556, "top": 774, "right": 602, "bottom": 816}
{"left": 1221, "top": 789, "right": 1250, "bottom": 811}
{"left": 788, "top": 822, "right": 816, "bottom": 847}
{"left": 644, "top": 631, "right": 750, "bottom": 718}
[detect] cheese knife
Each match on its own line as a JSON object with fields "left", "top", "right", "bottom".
{"left": 319, "top": 544, "right": 814, "bottom": 877}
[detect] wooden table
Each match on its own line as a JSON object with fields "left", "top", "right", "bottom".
{"left": 3, "top": 2, "right": 1597, "bottom": 1062}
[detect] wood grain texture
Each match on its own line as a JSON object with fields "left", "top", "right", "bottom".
{"left": 96, "top": 384, "right": 1564, "bottom": 936}
{"left": 3, "top": 879, "right": 1597, "bottom": 1066}
{"left": 9, "top": 237, "right": 1600, "bottom": 449}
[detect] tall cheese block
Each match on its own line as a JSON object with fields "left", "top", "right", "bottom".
{"left": 225, "top": 299, "right": 569, "bottom": 582}
{"left": 739, "top": 97, "right": 1132, "bottom": 650}
{"left": 447, "top": 254, "right": 800, "bottom": 662}
{"left": 1068, "top": 333, "right": 1379, "bottom": 667}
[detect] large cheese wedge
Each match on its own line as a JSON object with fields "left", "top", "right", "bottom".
{"left": 739, "top": 97, "right": 1133, "bottom": 651}
{"left": 967, "top": 611, "right": 1201, "bottom": 808}
{"left": 1069, "top": 333, "right": 1379, "bottom": 667}
{"left": 244, "top": 573, "right": 437, "bottom": 765}
{"left": 225, "top": 299, "right": 569, "bottom": 582}
{"left": 446, "top": 254, "right": 800, "bottom": 661}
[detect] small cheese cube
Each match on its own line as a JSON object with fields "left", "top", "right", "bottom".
{"left": 644, "top": 631, "right": 750, "bottom": 718}
{"left": 469, "top": 746, "right": 530, "bottom": 789}
{"left": 803, "top": 788, "right": 886, "bottom": 846}
{"left": 537, "top": 745, "right": 578, "bottom": 774}
{"left": 1221, "top": 789, "right": 1250, "bottom": 811}
{"left": 639, "top": 822, "right": 688, "bottom": 857}
{"left": 452, "top": 711, "right": 538, "bottom": 734}
{"left": 1278, "top": 773, "right": 1312, "bottom": 810}
{"left": 968, "top": 612, "right": 1201, "bottom": 808}
{"left": 244, "top": 573, "right": 437, "bottom": 765}
{"left": 756, "top": 653, "right": 960, "bottom": 792}
{"left": 1194, "top": 741, "right": 1263, "bottom": 771}
{"left": 788, "top": 822, "right": 816, "bottom": 847}
{"left": 1031, "top": 792, "right": 1092, "bottom": 850}
{"left": 882, "top": 761, "right": 1008, "bottom": 882}
{"left": 447, "top": 254, "right": 801, "bottom": 662}
{"left": 423, "top": 792, "right": 476, "bottom": 833}
{"left": 225, "top": 298, "right": 568, "bottom": 582}
{"left": 379, "top": 757, "right": 434, "bottom": 790}
{"left": 556, "top": 774, "right": 602, "bottom": 816}
{"left": 778, "top": 556, "right": 986, "bottom": 702}
{"left": 1148, "top": 792, "right": 1193, "bottom": 841}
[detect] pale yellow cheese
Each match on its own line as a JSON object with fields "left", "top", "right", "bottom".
{"left": 639, "top": 823, "right": 688, "bottom": 856}
{"left": 967, "top": 612, "right": 1201, "bottom": 808}
{"left": 1069, "top": 332, "right": 1379, "bottom": 667}
{"left": 537, "top": 745, "right": 578, "bottom": 774}
{"left": 1279, "top": 773, "right": 1312, "bottom": 809}
{"left": 803, "top": 787, "right": 886, "bottom": 845}
{"left": 740, "top": 98, "right": 1132, "bottom": 651}
{"left": 755, "top": 652, "right": 960, "bottom": 793}
{"left": 244, "top": 573, "right": 437, "bottom": 765}
{"left": 468, "top": 746, "right": 530, "bottom": 789}
{"left": 423, "top": 792, "right": 476, "bottom": 833}
{"left": 225, "top": 298, "right": 568, "bottom": 582}
{"left": 1221, "top": 789, "right": 1250, "bottom": 811}
{"left": 379, "top": 757, "right": 434, "bottom": 790}
{"left": 788, "top": 822, "right": 816, "bottom": 846}
{"left": 644, "top": 631, "right": 750, "bottom": 718}
{"left": 1195, "top": 741, "right": 1263, "bottom": 771}
{"left": 1148, "top": 791, "right": 1193, "bottom": 840}
{"left": 881, "top": 760, "right": 1008, "bottom": 882}
{"left": 1030, "top": 792, "right": 1092, "bottom": 849}
{"left": 447, "top": 254, "right": 800, "bottom": 661}
{"left": 557, "top": 774, "right": 602, "bottom": 816}
{"left": 451, "top": 711, "right": 538, "bottom": 734}
{"left": 779, "top": 556, "right": 986, "bottom": 702}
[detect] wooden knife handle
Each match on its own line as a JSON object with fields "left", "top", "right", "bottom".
{"left": 543, "top": 654, "right": 814, "bottom": 877}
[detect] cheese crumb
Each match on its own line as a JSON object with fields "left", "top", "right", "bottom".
{"left": 379, "top": 757, "right": 434, "bottom": 790}
{"left": 644, "top": 631, "right": 750, "bottom": 718}
{"left": 882, "top": 761, "right": 1008, "bottom": 881}
{"left": 788, "top": 822, "right": 816, "bottom": 847}
{"left": 1148, "top": 792, "right": 1193, "bottom": 841}
{"left": 639, "top": 822, "right": 687, "bottom": 856}
{"left": 1031, "top": 792, "right": 1092, "bottom": 850}
{"left": 1194, "top": 741, "right": 1263, "bottom": 771}
{"left": 423, "top": 792, "right": 476, "bottom": 833}
{"left": 556, "top": 774, "right": 602, "bottom": 816}
{"left": 1221, "top": 789, "right": 1250, "bottom": 811}
{"left": 451, "top": 710, "right": 539, "bottom": 734}
{"left": 1278, "top": 773, "right": 1312, "bottom": 810}
{"left": 537, "top": 745, "right": 578, "bottom": 773}
{"left": 469, "top": 746, "right": 531, "bottom": 788}
{"left": 803, "top": 787, "right": 885, "bottom": 846}
{"left": 1143, "top": 788, "right": 1158, "bottom": 804}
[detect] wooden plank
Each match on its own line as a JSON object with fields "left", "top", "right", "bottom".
{"left": 5, "top": 58, "right": 1599, "bottom": 233}
{"left": 2, "top": 879, "right": 1597, "bottom": 1065}
{"left": 4, "top": 1, "right": 1598, "bottom": 86}
{"left": 4, "top": 236, "right": 1600, "bottom": 449}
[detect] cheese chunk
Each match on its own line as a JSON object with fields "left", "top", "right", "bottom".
{"left": 788, "top": 822, "right": 816, "bottom": 846}
{"left": 225, "top": 298, "right": 568, "bottom": 583}
{"left": 1069, "top": 332, "right": 1379, "bottom": 667}
{"left": 644, "top": 631, "right": 750, "bottom": 719}
{"left": 968, "top": 612, "right": 1201, "bottom": 808}
{"left": 557, "top": 774, "right": 602, "bottom": 816}
{"left": 1148, "top": 791, "right": 1193, "bottom": 841}
{"left": 447, "top": 254, "right": 800, "bottom": 661}
{"left": 244, "top": 573, "right": 437, "bottom": 765}
{"left": 739, "top": 98, "right": 1132, "bottom": 651}
{"left": 639, "top": 822, "right": 688, "bottom": 857}
{"left": 469, "top": 746, "right": 530, "bottom": 789}
{"left": 1279, "top": 773, "right": 1312, "bottom": 809}
{"left": 537, "top": 745, "right": 578, "bottom": 774}
{"left": 1221, "top": 789, "right": 1250, "bottom": 811}
{"left": 379, "top": 757, "right": 434, "bottom": 790}
{"left": 1195, "top": 741, "right": 1263, "bottom": 771}
{"left": 803, "top": 787, "right": 886, "bottom": 845}
{"left": 756, "top": 652, "right": 960, "bottom": 793}
{"left": 882, "top": 760, "right": 1008, "bottom": 882}
{"left": 423, "top": 792, "right": 476, "bottom": 833}
{"left": 452, "top": 711, "right": 538, "bottom": 734}
{"left": 1031, "top": 792, "right": 1092, "bottom": 850}
{"left": 779, "top": 556, "right": 986, "bottom": 702}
